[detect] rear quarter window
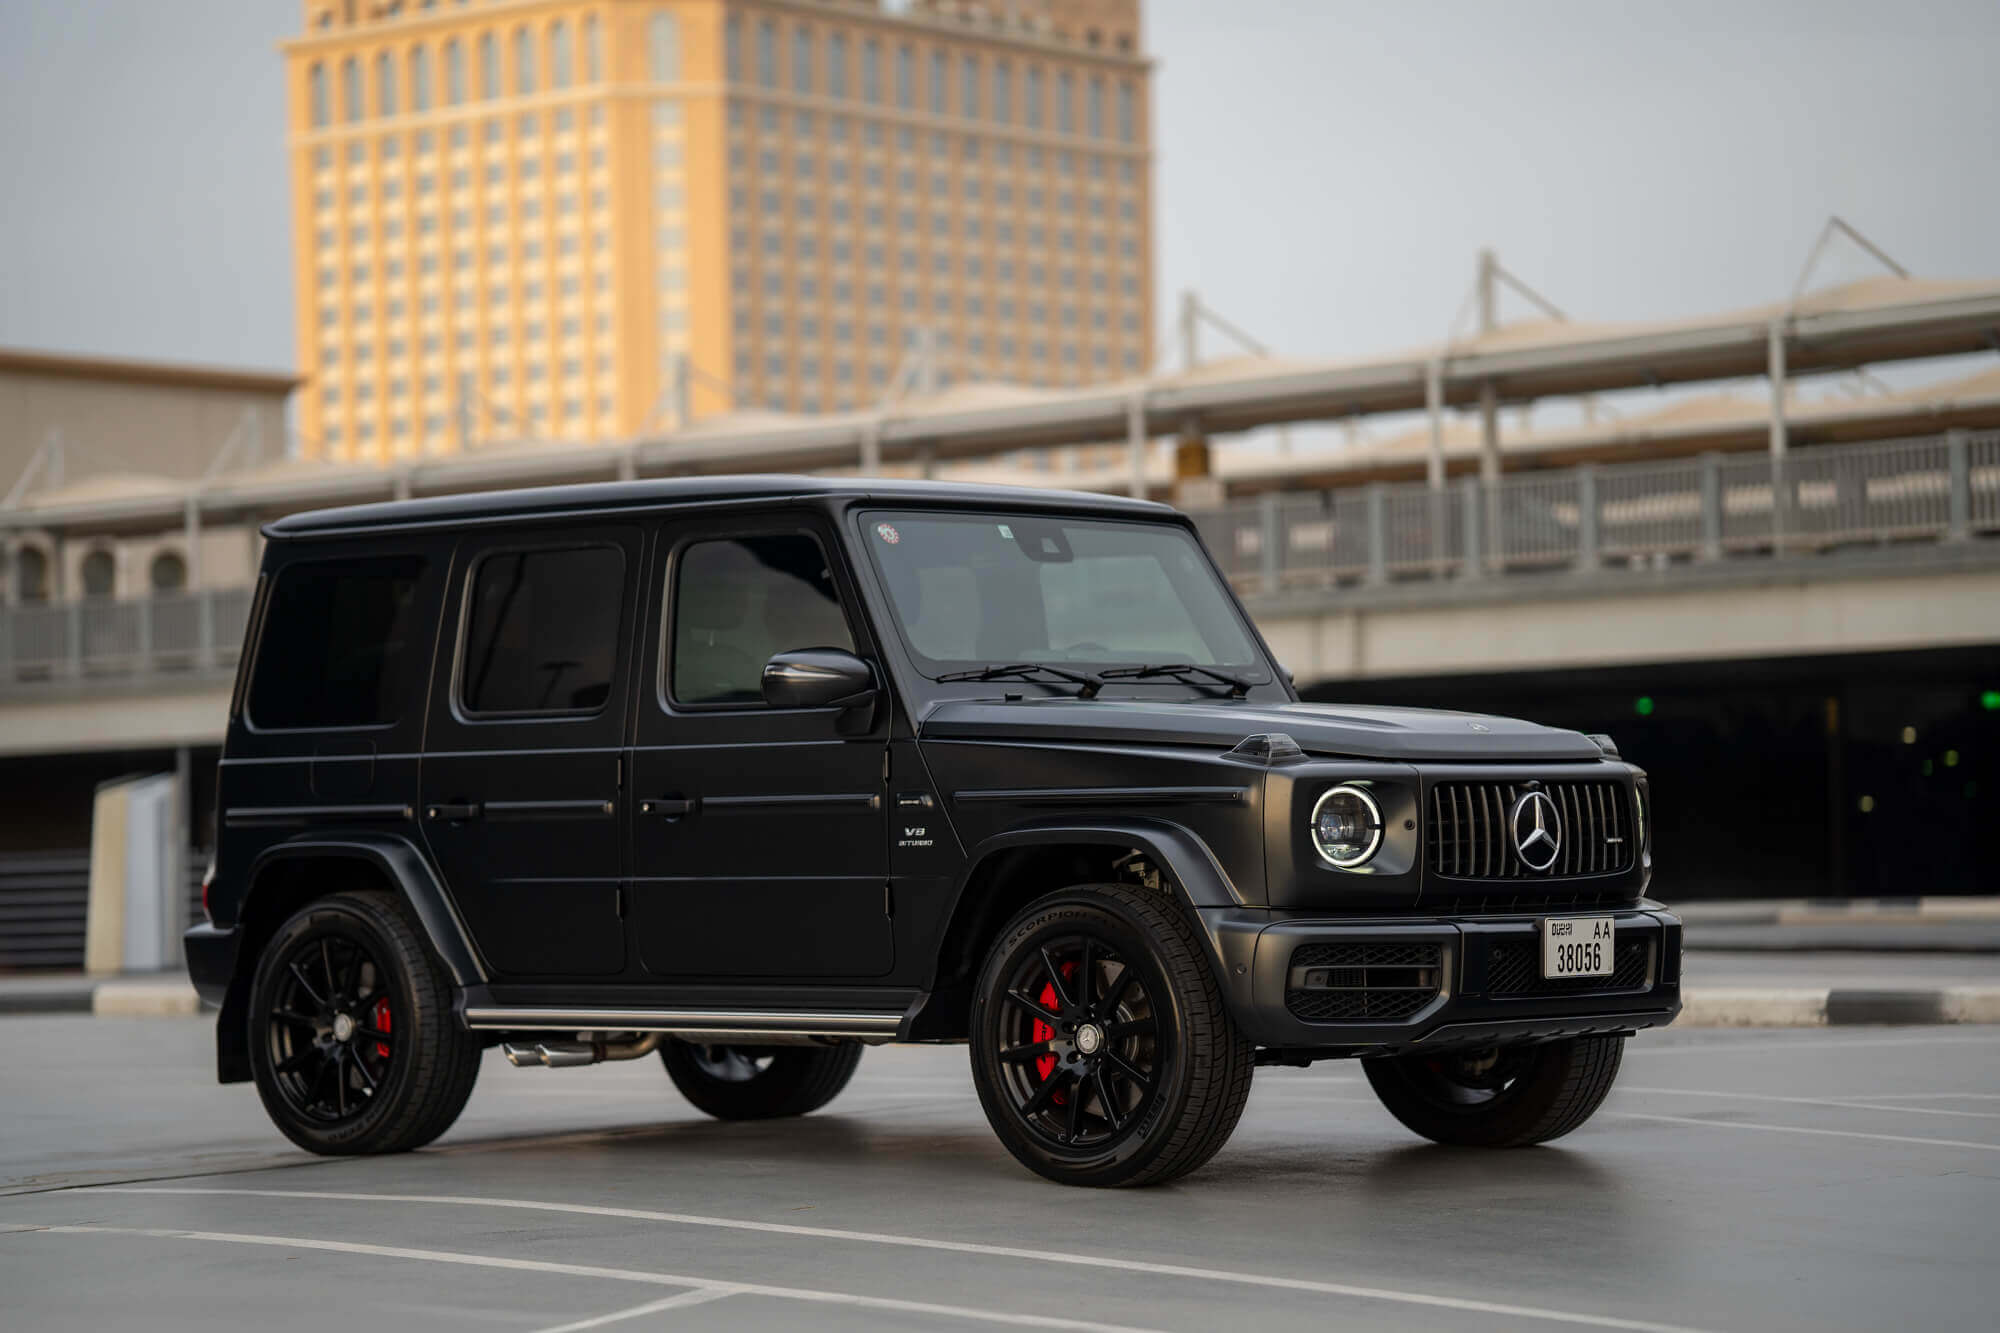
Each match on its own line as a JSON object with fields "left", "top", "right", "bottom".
{"left": 248, "top": 555, "right": 428, "bottom": 730}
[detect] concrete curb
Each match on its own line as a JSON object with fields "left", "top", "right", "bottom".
{"left": 4, "top": 982, "right": 1998, "bottom": 1027}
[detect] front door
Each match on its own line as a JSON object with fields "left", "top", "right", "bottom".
{"left": 628, "top": 514, "right": 892, "bottom": 980}
{"left": 420, "top": 525, "right": 641, "bottom": 978}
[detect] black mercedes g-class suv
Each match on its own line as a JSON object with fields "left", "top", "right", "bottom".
{"left": 186, "top": 476, "right": 1677, "bottom": 1187}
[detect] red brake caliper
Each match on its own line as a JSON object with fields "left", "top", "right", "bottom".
{"left": 1031, "top": 961, "right": 1079, "bottom": 1106}
{"left": 372, "top": 996, "right": 392, "bottom": 1060}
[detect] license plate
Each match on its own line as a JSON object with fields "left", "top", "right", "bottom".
{"left": 1542, "top": 916, "right": 1615, "bottom": 978}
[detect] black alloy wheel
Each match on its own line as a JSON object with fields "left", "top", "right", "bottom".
{"left": 247, "top": 890, "right": 481, "bottom": 1155}
{"left": 1362, "top": 1035, "right": 1626, "bottom": 1148}
{"left": 660, "top": 1039, "right": 863, "bottom": 1120}
{"left": 970, "top": 883, "right": 1254, "bottom": 1188}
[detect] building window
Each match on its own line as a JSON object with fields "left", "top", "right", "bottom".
{"left": 309, "top": 63, "right": 329, "bottom": 128}
{"left": 725, "top": 14, "right": 742, "bottom": 80}
{"left": 862, "top": 38, "right": 880, "bottom": 103}
{"left": 79, "top": 549, "right": 116, "bottom": 600}
{"left": 895, "top": 44, "right": 913, "bottom": 109}
{"left": 1024, "top": 66, "right": 1042, "bottom": 130}
{"left": 13, "top": 546, "right": 49, "bottom": 603}
{"left": 342, "top": 57, "right": 362, "bottom": 122}
{"left": 756, "top": 19, "right": 776, "bottom": 88}
{"left": 409, "top": 47, "right": 431, "bottom": 112}
{"left": 149, "top": 551, "right": 187, "bottom": 594}
{"left": 827, "top": 32, "right": 847, "bottom": 98}
{"left": 992, "top": 61, "right": 1011, "bottom": 125}
{"left": 1057, "top": 71, "right": 1073, "bottom": 134}
{"left": 479, "top": 33, "right": 498, "bottom": 100}
{"left": 792, "top": 25, "right": 813, "bottom": 94}
{"left": 443, "top": 40, "right": 463, "bottom": 105}
{"left": 514, "top": 26, "right": 536, "bottom": 95}
{"left": 551, "top": 20, "right": 572, "bottom": 89}
{"left": 649, "top": 11, "right": 678, "bottom": 82}
{"left": 1087, "top": 76, "right": 1103, "bottom": 138}
{"left": 928, "top": 48, "right": 946, "bottom": 115}
{"left": 1117, "top": 82, "right": 1135, "bottom": 143}
{"left": 376, "top": 51, "right": 397, "bottom": 116}
{"left": 584, "top": 14, "right": 601, "bottom": 82}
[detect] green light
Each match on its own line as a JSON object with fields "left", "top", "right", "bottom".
{"left": 1634, "top": 696, "right": 1655, "bottom": 717}
{"left": 1983, "top": 690, "right": 2000, "bottom": 712}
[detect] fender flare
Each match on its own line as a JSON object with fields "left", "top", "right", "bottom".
{"left": 212, "top": 835, "right": 486, "bottom": 1084}
{"left": 239, "top": 833, "right": 488, "bottom": 987}
{"left": 903, "top": 817, "right": 1246, "bottom": 1039}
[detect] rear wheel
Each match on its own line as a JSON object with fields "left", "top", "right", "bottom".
{"left": 660, "top": 1040, "right": 863, "bottom": 1120}
{"left": 1362, "top": 1036, "right": 1625, "bottom": 1147}
{"left": 969, "top": 883, "right": 1254, "bottom": 1188}
{"left": 247, "top": 890, "right": 481, "bottom": 1155}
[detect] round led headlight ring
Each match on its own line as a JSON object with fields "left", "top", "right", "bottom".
{"left": 1310, "top": 783, "right": 1383, "bottom": 869}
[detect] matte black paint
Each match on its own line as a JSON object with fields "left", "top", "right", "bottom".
{"left": 192, "top": 477, "right": 1679, "bottom": 1071}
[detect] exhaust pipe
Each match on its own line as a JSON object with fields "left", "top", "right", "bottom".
{"left": 501, "top": 1033, "right": 665, "bottom": 1068}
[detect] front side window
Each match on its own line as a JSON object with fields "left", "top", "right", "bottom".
{"left": 460, "top": 546, "right": 623, "bottom": 715}
{"left": 249, "top": 555, "right": 426, "bottom": 729}
{"left": 671, "top": 534, "right": 853, "bottom": 706}
{"left": 861, "top": 512, "right": 1264, "bottom": 677}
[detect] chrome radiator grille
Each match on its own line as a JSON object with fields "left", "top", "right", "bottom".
{"left": 1428, "top": 780, "right": 1633, "bottom": 879}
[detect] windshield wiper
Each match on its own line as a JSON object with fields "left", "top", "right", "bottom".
{"left": 936, "top": 662, "right": 1103, "bottom": 699}
{"left": 1097, "top": 663, "right": 1255, "bottom": 699}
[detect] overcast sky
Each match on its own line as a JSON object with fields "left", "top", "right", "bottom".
{"left": 1, "top": 0, "right": 1994, "bottom": 382}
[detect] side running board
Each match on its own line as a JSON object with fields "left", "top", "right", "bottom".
{"left": 462, "top": 1006, "right": 904, "bottom": 1040}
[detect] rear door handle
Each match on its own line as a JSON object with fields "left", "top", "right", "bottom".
{"left": 426, "top": 802, "right": 482, "bottom": 821}
{"left": 639, "top": 796, "right": 696, "bottom": 819}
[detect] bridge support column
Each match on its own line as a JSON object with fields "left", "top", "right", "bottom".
{"left": 860, "top": 419, "right": 882, "bottom": 475}
{"left": 1699, "top": 452, "right": 1724, "bottom": 562}
{"left": 1946, "top": 429, "right": 1970, "bottom": 542}
{"left": 1365, "top": 484, "right": 1387, "bottom": 586}
{"left": 1575, "top": 465, "right": 1600, "bottom": 572}
{"left": 1459, "top": 475, "right": 1483, "bottom": 580}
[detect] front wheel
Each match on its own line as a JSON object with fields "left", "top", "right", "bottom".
{"left": 1362, "top": 1036, "right": 1625, "bottom": 1147}
{"left": 969, "top": 883, "right": 1255, "bottom": 1188}
{"left": 660, "top": 1040, "right": 863, "bottom": 1120}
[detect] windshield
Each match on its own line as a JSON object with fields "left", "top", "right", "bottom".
{"left": 860, "top": 510, "right": 1267, "bottom": 680}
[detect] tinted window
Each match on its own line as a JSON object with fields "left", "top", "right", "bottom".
{"left": 249, "top": 556, "right": 426, "bottom": 729}
{"left": 461, "top": 546, "right": 623, "bottom": 714}
{"left": 672, "top": 534, "right": 853, "bottom": 705}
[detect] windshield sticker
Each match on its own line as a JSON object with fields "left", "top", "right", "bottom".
{"left": 997, "top": 524, "right": 1013, "bottom": 539}
{"left": 875, "top": 522, "right": 900, "bottom": 545}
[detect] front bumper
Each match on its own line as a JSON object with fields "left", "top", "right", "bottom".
{"left": 1201, "top": 906, "right": 1681, "bottom": 1054}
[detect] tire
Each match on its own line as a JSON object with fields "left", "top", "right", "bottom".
{"left": 246, "top": 889, "right": 481, "bottom": 1156}
{"left": 969, "top": 882, "right": 1254, "bottom": 1188}
{"left": 660, "top": 1040, "right": 863, "bottom": 1120}
{"left": 1362, "top": 1036, "right": 1625, "bottom": 1148}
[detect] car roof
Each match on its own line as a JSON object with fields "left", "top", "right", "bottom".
{"left": 264, "top": 474, "right": 1177, "bottom": 538}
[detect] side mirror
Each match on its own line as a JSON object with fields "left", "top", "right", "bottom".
{"left": 762, "top": 648, "right": 878, "bottom": 711}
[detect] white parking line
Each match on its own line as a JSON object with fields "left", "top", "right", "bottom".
{"left": 1626, "top": 1033, "right": 2000, "bottom": 1055}
{"left": 1854, "top": 1092, "right": 2000, "bottom": 1101}
{"left": 76, "top": 1187, "right": 1721, "bottom": 1333}
{"left": 8, "top": 1224, "right": 1168, "bottom": 1333}
{"left": 1617, "top": 1086, "right": 2000, "bottom": 1121}
{"left": 1604, "top": 1111, "right": 2000, "bottom": 1152}
{"left": 534, "top": 1287, "right": 738, "bottom": 1333}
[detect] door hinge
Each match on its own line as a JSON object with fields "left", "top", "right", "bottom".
{"left": 615, "top": 886, "right": 626, "bottom": 919}
{"left": 616, "top": 755, "right": 625, "bottom": 789}
{"left": 883, "top": 882, "right": 893, "bottom": 917}
{"left": 882, "top": 748, "right": 891, "bottom": 783}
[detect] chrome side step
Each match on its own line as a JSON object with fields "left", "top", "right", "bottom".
{"left": 464, "top": 1006, "right": 904, "bottom": 1040}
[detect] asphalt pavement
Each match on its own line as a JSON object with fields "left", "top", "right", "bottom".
{"left": 2, "top": 1015, "right": 1997, "bottom": 1332}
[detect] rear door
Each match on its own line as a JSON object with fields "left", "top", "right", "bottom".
{"left": 419, "top": 525, "right": 642, "bottom": 978}
{"left": 627, "top": 512, "right": 892, "bottom": 980}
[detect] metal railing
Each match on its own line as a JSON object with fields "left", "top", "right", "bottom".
{"left": 1191, "top": 429, "right": 2000, "bottom": 597}
{"left": 0, "top": 431, "right": 1992, "bottom": 691}
{"left": 0, "top": 587, "right": 253, "bottom": 687}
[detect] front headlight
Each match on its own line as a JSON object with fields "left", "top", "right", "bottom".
{"left": 1634, "top": 778, "right": 1650, "bottom": 854}
{"left": 1310, "top": 783, "right": 1383, "bottom": 869}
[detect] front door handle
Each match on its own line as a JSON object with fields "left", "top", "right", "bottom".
{"left": 426, "top": 801, "right": 482, "bottom": 821}
{"left": 639, "top": 796, "right": 697, "bottom": 819}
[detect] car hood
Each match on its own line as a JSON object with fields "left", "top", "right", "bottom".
{"left": 917, "top": 697, "right": 1606, "bottom": 763}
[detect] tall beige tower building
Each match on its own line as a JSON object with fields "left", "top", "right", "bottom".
{"left": 285, "top": 0, "right": 1154, "bottom": 463}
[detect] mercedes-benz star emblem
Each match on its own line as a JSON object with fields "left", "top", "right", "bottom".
{"left": 1510, "top": 790, "right": 1563, "bottom": 872}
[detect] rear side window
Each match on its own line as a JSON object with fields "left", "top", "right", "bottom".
{"left": 249, "top": 556, "right": 427, "bottom": 729}
{"left": 671, "top": 534, "right": 854, "bottom": 705}
{"left": 460, "top": 545, "right": 624, "bottom": 715}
